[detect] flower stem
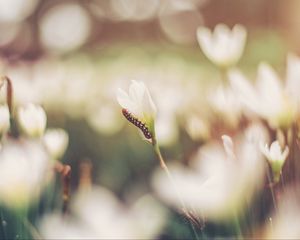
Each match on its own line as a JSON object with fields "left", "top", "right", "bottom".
{"left": 266, "top": 166, "right": 278, "bottom": 212}
{"left": 152, "top": 140, "right": 201, "bottom": 239}
{"left": 220, "top": 67, "right": 229, "bottom": 85}
{"left": 1, "top": 76, "right": 18, "bottom": 137}
{"left": 23, "top": 218, "right": 43, "bottom": 240}
{"left": 0, "top": 209, "right": 7, "bottom": 239}
{"left": 54, "top": 162, "right": 71, "bottom": 214}
{"left": 153, "top": 143, "right": 186, "bottom": 210}
{"left": 233, "top": 210, "right": 243, "bottom": 239}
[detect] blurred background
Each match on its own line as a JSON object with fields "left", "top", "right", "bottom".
{"left": 0, "top": 0, "right": 297, "bottom": 59}
{"left": 0, "top": 0, "right": 300, "bottom": 239}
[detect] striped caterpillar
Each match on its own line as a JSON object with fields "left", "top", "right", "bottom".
{"left": 122, "top": 109, "right": 152, "bottom": 139}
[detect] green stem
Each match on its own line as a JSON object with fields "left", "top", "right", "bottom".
{"left": 23, "top": 218, "right": 43, "bottom": 240}
{"left": 0, "top": 209, "right": 7, "bottom": 239}
{"left": 233, "top": 210, "right": 243, "bottom": 239}
{"left": 153, "top": 143, "right": 186, "bottom": 211}
{"left": 220, "top": 67, "right": 229, "bottom": 85}
{"left": 266, "top": 166, "right": 278, "bottom": 212}
{"left": 14, "top": 209, "right": 43, "bottom": 240}
{"left": 13, "top": 209, "right": 27, "bottom": 240}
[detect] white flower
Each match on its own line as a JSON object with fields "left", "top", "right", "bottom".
{"left": 39, "top": 186, "right": 167, "bottom": 239}
{"left": 221, "top": 135, "right": 236, "bottom": 160}
{"left": 117, "top": 80, "right": 157, "bottom": 134}
{"left": 208, "top": 84, "right": 242, "bottom": 127}
{"left": 17, "top": 103, "right": 47, "bottom": 137}
{"left": 152, "top": 125, "right": 265, "bottom": 220}
{"left": 87, "top": 103, "right": 125, "bottom": 136}
{"left": 260, "top": 141, "right": 289, "bottom": 164}
{"left": 229, "top": 63, "right": 297, "bottom": 129}
{"left": 264, "top": 187, "right": 300, "bottom": 239}
{"left": 0, "top": 139, "right": 50, "bottom": 208}
{"left": 185, "top": 114, "right": 210, "bottom": 141}
{"left": 43, "top": 128, "right": 69, "bottom": 160}
{"left": 0, "top": 105, "right": 10, "bottom": 135}
{"left": 244, "top": 122, "right": 270, "bottom": 144}
{"left": 260, "top": 140, "right": 289, "bottom": 182}
{"left": 197, "top": 24, "right": 247, "bottom": 68}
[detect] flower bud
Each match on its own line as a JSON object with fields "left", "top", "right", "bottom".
{"left": 43, "top": 128, "right": 69, "bottom": 160}
{"left": 260, "top": 140, "right": 289, "bottom": 183}
{"left": 17, "top": 104, "right": 47, "bottom": 137}
{"left": 117, "top": 80, "right": 157, "bottom": 139}
{"left": 0, "top": 139, "right": 50, "bottom": 209}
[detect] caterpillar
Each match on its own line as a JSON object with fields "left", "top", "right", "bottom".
{"left": 122, "top": 108, "right": 152, "bottom": 139}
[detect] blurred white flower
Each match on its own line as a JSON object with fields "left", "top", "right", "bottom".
{"left": 6, "top": 62, "right": 47, "bottom": 104}
{"left": 17, "top": 103, "right": 47, "bottom": 137}
{"left": 0, "top": 139, "right": 50, "bottom": 208}
{"left": 221, "top": 135, "right": 236, "bottom": 160}
{"left": 208, "top": 84, "right": 242, "bottom": 128}
{"left": 39, "top": 3, "right": 91, "bottom": 53}
{"left": 260, "top": 140, "right": 289, "bottom": 182}
{"left": 159, "top": 1, "right": 203, "bottom": 44}
{"left": 43, "top": 128, "right": 69, "bottom": 160}
{"left": 197, "top": 24, "right": 247, "bottom": 68}
{"left": 0, "top": 0, "right": 39, "bottom": 23}
{"left": 264, "top": 187, "right": 300, "bottom": 239}
{"left": 0, "top": 105, "right": 10, "bottom": 135}
{"left": 260, "top": 141, "right": 289, "bottom": 164}
{"left": 61, "top": 64, "right": 93, "bottom": 118}
{"left": 40, "top": 186, "right": 167, "bottom": 239}
{"left": 87, "top": 103, "right": 125, "bottom": 136}
{"left": 229, "top": 63, "right": 297, "bottom": 129}
{"left": 244, "top": 122, "right": 270, "bottom": 144}
{"left": 152, "top": 124, "right": 266, "bottom": 221}
{"left": 286, "top": 53, "right": 300, "bottom": 111}
{"left": 117, "top": 80, "right": 157, "bottom": 135}
{"left": 149, "top": 76, "right": 186, "bottom": 144}
{"left": 185, "top": 114, "right": 210, "bottom": 141}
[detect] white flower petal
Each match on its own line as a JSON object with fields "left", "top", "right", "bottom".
{"left": 17, "top": 104, "right": 47, "bottom": 137}
{"left": 129, "top": 80, "right": 145, "bottom": 104}
{"left": 43, "top": 128, "right": 69, "bottom": 159}
{"left": 142, "top": 87, "right": 157, "bottom": 116}
{"left": 259, "top": 142, "right": 271, "bottom": 160}
{"left": 257, "top": 63, "right": 282, "bottom": 103}
{"left": 231, "top": 24, "right": 247, "bottom": 60}
{"left": 282, "top": 146, "right": 289, "bottom": 161}
{"left": 260, "top": 140, "right": 289, "bottom": 166}
{"left": 286, "top": 53, "right": 300, "bottom": 105}
{"left": 197, "top": 27, "right": 213, "bottom": 61}
{"left": 221, "top": 135, "right": 235, "bottom": 159}
{"left": 269, "top": 141, "right": 282, "bottom": 160}
{"left": 117, "top": 88, "right": 134, "bottom": 109}
{"left": 214, "top": 24, "right": 230, "bottom": 41}
{"left": 229, "top": 68, "right": 259, "bottom": 112}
